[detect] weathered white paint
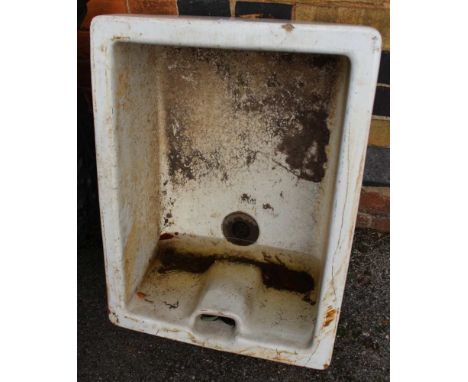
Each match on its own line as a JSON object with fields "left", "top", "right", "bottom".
{"left": 91, "top": 15, "right": 381, "bottom": 369}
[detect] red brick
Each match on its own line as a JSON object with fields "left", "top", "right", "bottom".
{"left": 128, "top": 0, "right": 178, "bottom": 15}
{"left": 80, "top": 0, "right": 128, "bottom": 30}
{"left": 356, "top": 212, "right": 390, "bottom": 232}
{"left": 372, "top": 214, "right": 390, "bottom": 232}
{"left": 356, "top": 212, "right": 371, "bottom": 227}
{"left": 358, "top": 186, "right": 389, "bottom": 215}
{"left": 356, "top": 187, "right": 390, "bottom": 232}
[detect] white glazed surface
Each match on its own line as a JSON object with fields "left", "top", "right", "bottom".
{"left": 91, "top": 15, "right": 381, "bottom": 369}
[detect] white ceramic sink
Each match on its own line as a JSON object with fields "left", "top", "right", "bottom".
{"left": 91, "top": 15, "right": 381, "bottom": 369}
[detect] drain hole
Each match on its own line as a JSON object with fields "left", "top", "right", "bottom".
{"left": 232, "top": 220, "right": 250, "bottom": 239}
{"left": 222, "top": 212, "right": 259, "bottom": 246}
{"left": 199, "top": 314, "right": 236, "bottom": 327}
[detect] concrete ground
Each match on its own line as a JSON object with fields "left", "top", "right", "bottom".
{"left": 78, "top": 228, "right": 389, "bottom": 381}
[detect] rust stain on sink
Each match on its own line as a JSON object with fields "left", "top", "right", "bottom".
{"left": 323, "top": 306, "right": 337, "bottom": 328}
{"left": 156, "top": 242, "right": 315, "bottom": 297}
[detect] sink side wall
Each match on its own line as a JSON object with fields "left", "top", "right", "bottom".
{"left": 113, "top": 42, "right": 161, "bottom": 303}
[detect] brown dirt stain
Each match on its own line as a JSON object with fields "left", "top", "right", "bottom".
{"left": 123, "top": 222, "right": 139, "bottom": 300}
{"left": 157, "top": 247, "right": 315, "bottom": 295}
{"left": 262, "top": 203, "right": 274, "bottom": 211}
{"left": 159, "top": 232, "right": 175, "bottom": 240}
{"left": 241, "top": 193, "right": 256, "bottom": 204}
{"left": 154, "top": 46, "right": 344, "bottom": 186}
{"left": 276, "top": 109, "right": 330, "bottom": 182}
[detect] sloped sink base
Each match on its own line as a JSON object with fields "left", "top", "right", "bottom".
{"left": 128, "top": 234, "right": 320, "bottom": 349}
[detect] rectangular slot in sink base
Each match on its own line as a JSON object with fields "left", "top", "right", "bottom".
{"left": 92, "top": 16, "right": 381, "bottom": 369}
{"left": 128, "top": 234, "right": 320, "bottom": 350}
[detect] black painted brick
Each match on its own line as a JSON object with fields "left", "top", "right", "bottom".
{"left": 372, "top": 86, "right": 390, "bottom": 117}
{"left": 235, "top": 2, "right": 292, "bottom": 20}
{"left": 177, "top": 0, "right": 231, "bottom": 17}
{"left": 363, "top": 146, "right": 390, "bottom": 187}
{"left": 377, "top": 51, "right": 390, "bottom": 85}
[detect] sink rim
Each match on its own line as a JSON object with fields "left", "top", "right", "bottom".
{"left": 91, "top": 15, "right": 382, "bottom": 370}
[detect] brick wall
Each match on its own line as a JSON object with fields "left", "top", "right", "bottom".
{"left": 78, "top": 0, "right": 390, "bottom": 232}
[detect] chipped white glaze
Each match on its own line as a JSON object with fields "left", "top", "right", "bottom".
{"left": 91, "top": 15, "right": 381, "bottom": 369}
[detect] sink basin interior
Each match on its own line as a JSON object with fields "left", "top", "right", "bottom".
{"left": 112, "top": 42, "right": 350, "bottom": 349}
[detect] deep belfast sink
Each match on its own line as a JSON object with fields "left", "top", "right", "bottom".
{"left": 91, "top": 15, "right": 381, "bottom": 369}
